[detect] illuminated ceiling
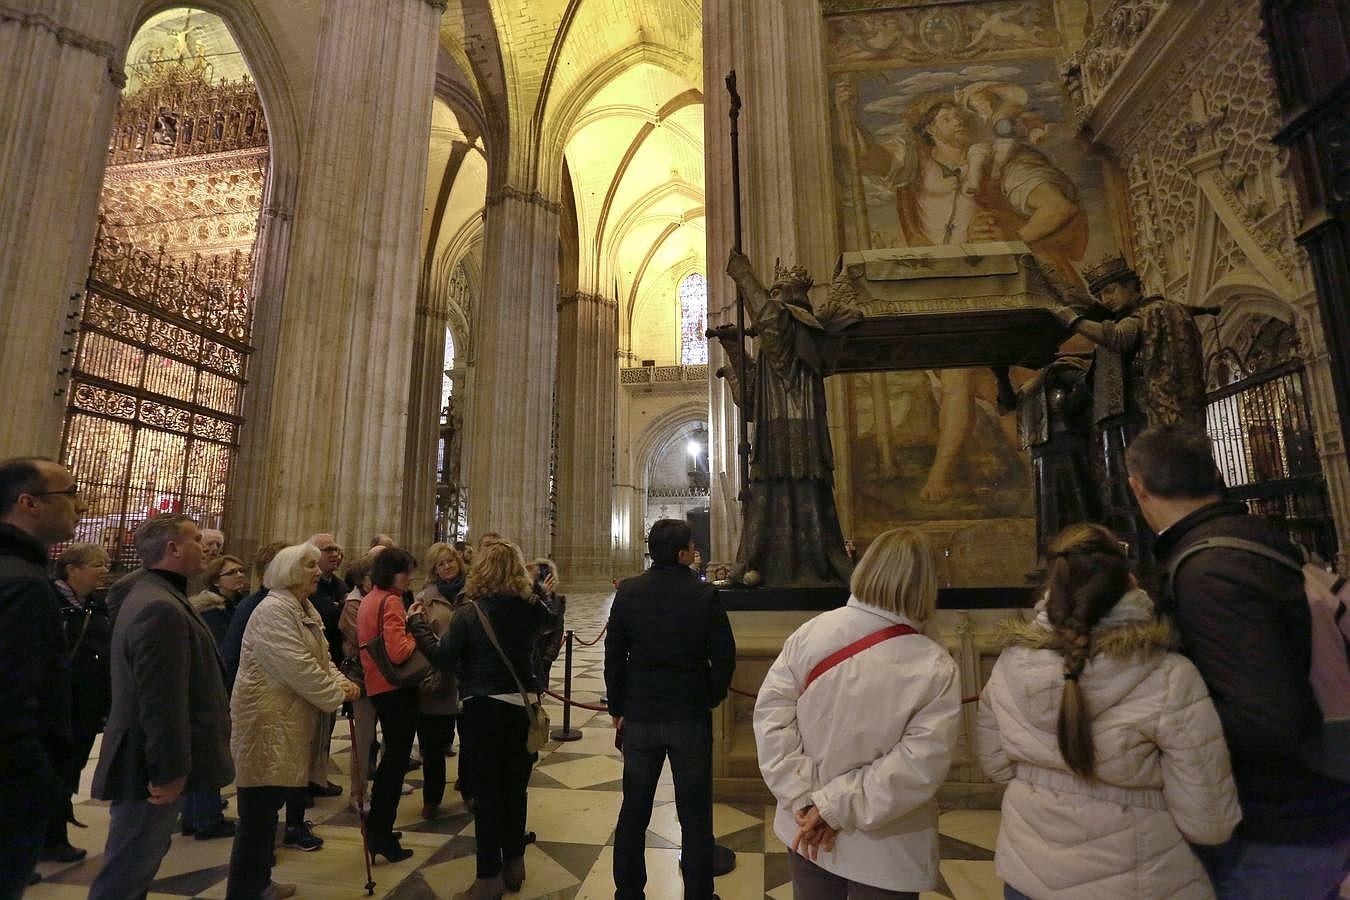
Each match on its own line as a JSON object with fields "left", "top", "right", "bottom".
{"left": 125, "top": 8, "right": 254, "bottom": 94}
{"left": 429, "top": 0, "right": 705, "bottom": 365}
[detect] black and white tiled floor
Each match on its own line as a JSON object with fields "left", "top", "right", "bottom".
{"left": 29, "top": 592, "right": 1002, "bottom": 899}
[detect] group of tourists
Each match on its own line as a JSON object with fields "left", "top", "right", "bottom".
{"left": 2, "top": 417, "right": 1348, "bottom": 900}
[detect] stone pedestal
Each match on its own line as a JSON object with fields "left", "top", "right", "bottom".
{"left": 0, "top": 3, "right": 124, "bottom": 458}
{"left": 462, "top": 189, "right": 561, "bottom": 557}
{"left": 713, "top": 607, "right": 1019, "bottom": 808}
{"left": 554, "top": 291, "right": 619, "bottom": 582}
{"left": 230, "top": 0, "right": 440, "bottom": 549}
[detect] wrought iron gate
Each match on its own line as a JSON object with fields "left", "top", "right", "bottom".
{"left": 61, "top": 232, "right": 254, "bottom": 569}
{"left": 1204, "top": 316, "right": 1338, "bottom": 559}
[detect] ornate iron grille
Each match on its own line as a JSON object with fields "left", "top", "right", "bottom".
{"left": 1204, "top": 317, "right": 1337, "bottom": 559}
{"left": 61, "top": 233, "right": 254, "bottom": 569}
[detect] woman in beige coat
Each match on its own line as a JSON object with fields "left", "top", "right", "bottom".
{"left": 976, "top": 523, "right": 1241, "bottom": 900}
{"left": 226, "top": 543, "right": 360, "bottom": 900}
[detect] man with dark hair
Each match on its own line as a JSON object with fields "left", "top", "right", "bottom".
{"left": 89, "top": 514, "right": 234, "bottom": 900}
{"left": 1127, "top": 424, "right": 1350, "bottom": 896}
{"left": 606, "top": 518, "right": 736, "bottom": 900}
{"left": 0, "top": 457, "right": 84, "bottom": 894}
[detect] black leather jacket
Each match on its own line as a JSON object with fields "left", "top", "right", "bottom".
{"left": 419, "top": 591, "right": 560, "bottom": 698}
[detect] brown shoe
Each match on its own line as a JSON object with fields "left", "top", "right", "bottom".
{"left": 503, "top": 854, "right": 525, "bottom": 891}
{"left": 452, "top": 874, "right": 504, "bottom": 899}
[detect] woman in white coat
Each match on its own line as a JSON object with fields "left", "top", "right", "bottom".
{"left": 226, "top": 543, "right": 361, "bottom": 900}
{"left": 976, "top": 523, "right": 1241, "bottom": 900}
{"left": 754, "top": 528, "right": 961, "bottom": 899}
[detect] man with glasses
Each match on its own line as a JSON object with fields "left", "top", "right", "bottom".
{"left": 0, "top": 457, "right": 87, "bottom": 893}
{"left": 306, "top": 533, "right": 347, "bottom": 799}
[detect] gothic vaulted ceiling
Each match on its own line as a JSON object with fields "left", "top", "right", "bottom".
{"left": 428, "top": 0, "right": 705, "bottom": 365}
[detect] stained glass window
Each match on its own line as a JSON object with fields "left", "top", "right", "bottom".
{"left": 679, "top": 272, "right": 708, "bottom": 365}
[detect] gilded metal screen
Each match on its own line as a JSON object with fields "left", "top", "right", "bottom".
{"left": 1204, "top": 318, "right": 1337, "bottom": 559}
{"left": 62, "top": 233, "right": 254, "bottom": 569}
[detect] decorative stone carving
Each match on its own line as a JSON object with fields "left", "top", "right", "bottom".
{"left": 0, "top": 2, "right": 124, "bottom": 85}
{"left": 823, "top": 0, "right": 1058, "bottom": 64}
{"left": 484, "top": 184, "right": 561, "bottom": 215}
{"left": 1060, "top": 0, "right": 1164, "bottom": 115}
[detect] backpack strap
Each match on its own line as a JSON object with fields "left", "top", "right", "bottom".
{"left": 1167, "top": 536, "right": 1304, "bottom": 593}
{"left": 803, "top": 623, "right": 917, "bottom": 692}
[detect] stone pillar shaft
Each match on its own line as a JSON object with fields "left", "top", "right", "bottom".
{"left": 0, "top": 3, "right": 124, "bottom": 458}
{"left": 232, "top": 0, "right": 440, "bottom": 548}
{"left": 554, "top": 291, "right": 618, "bottom": 583}
{"left": 463, "top": 191, "right": 560, "bottom": 557}
{"left": 401, "top": 300, "right": 449, "bottom": 555}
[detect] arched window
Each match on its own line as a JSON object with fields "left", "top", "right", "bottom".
{"left": 441, "top": 328, "right": 456, "bottom": 411}
{"left": 679, "top": 272, "right": 708, "bottom": 365}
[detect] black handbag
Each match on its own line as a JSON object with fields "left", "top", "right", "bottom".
{"left": 360, "top": 592, "right": 434, "bottom": 689}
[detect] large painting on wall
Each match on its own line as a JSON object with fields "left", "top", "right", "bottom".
{"left": 823, "top": 0, "right": 1122, "bottom": 585}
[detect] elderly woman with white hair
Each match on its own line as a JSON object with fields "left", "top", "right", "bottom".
{"left": 754, "top": 528, "right": 961, "bottom": 899}
{"left": 226, "top": 543, "right": 361, "bottom": 900}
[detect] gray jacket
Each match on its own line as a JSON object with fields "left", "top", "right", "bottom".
{"left": 92, "top": 570, "right": 233, "bottom": 801}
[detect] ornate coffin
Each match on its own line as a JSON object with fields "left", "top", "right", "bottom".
{"left": 827, "top": 241, "right": 1079, "bottom": 372}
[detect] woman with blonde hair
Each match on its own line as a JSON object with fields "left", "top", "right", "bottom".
{"left": 976, "top": 523, "right": 1240, "bottom": 899}
{"left": 227, "top": 543, "right": 361, "bottom": 898}
{"left": 414, "top": 539, "right": 561, "bottom": 900}
{"left": 410, "top": 542, "right": 465, "bottom": 816}
{"left": 754, "top": 528, "right": 960, "bottom": 898}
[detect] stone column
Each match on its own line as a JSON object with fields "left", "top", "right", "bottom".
{"left": 400, "top": 297, "right": 450, "bottom": 557}
{"left": 462, "top": 189, "right": 560, "bottom": 557}
{"left": 232, "top": 0, "right": 441, "bottom": 548}
{"left": 0, "top": 3, "right": 126, "bottom": 458}
{"left": 703, "top": 0, "right": 839, "bottom": 559}
{"left": 554, "top": 291, "right": 618, "bottom": 585}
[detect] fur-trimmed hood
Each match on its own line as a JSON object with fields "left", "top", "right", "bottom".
{"left": 190, "top": 589, "right": 229, "bottom": 614}
{"left": 990, "top": 589, "right": 1180, "bottom": 733}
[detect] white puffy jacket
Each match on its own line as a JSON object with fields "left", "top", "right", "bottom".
{"left": 976, "top": 590, "right": 1241, "bottom": 899}
{"left": 754, "top": 597, "right": 960, "bottom": 892}
{"left": 231, "top": 591, "right": 347, "bottom": 788}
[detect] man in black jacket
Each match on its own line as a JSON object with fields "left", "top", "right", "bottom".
{"left": 606, "top": 519, "right": 736, "bottom": 900}
{"left": 0, "top": 457, "right": 84, "bottom": 895}
{"left": 1127, "top": 424, "right": 1350, "bottom": 897}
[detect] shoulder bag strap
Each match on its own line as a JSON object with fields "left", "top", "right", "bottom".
{"left": 470, "top": 601, "right": 537, "bottom": 709}
{"left": 359, "top": 592, "right": 390, "bottom": 653}
{"left": 803, "top": 623, "right": 917, "bottom": 692}
{"left": 68, "top": 607, "right": 93, "bottom": 661}
{"left": 1168, "top": 536, "right": 1304, "bottom": 587}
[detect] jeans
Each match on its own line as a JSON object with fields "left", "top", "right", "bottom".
{"left": 1193, "top": 834, "right": 1350, "bottom": 899}
{"left": 225, "top": 785, "right": 291, "bottom": 900}
{"left": 369, "top": 688, "right": 419, "bottom": 841}
{"left": 1003, "top": 886, "right": 1034, "bottom": 900}
{"left": 460, "top": 697, "right": 533, "bottom": 878}
{"left": 417, "top": 713, "right": 455, "bottom": 806}
{"left": 88, "top": 796, "right": 185, "bottom": 900}
{"left": 788, "top": 852, "right": 919, "bottom": 899}
{"left": 181, "top": 786, "right": 225, "bottom": 833}
{"left": 614, "top": 714, "right": 715, "bottom": 900}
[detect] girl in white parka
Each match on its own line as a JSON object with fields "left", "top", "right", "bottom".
{"left": 976, "top": 523, "right": 1242, "bottom": 900}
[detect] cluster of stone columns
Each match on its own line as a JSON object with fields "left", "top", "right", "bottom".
{"left": 553, "top": 291, "right": 619, "bottom": 584}
{"left": 0, "top": 2, "right": 125, "bottom": 460}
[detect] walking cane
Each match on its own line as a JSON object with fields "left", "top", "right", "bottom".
{"left": 346, "top": 710, "right": 376, "bottom": 896}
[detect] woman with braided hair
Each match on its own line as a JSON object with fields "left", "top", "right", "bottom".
{"left": 976, "top": 523, "right": 1241, "bottom": 899}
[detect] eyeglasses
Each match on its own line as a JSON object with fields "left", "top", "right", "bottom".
{"left": 30, "top": 484, "right": 81, "bottom": 500}
{"left": 219, "top": 568, "right": 246, "bottom": 577}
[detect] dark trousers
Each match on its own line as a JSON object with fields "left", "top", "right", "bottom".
{"left": 225, "top": 785, "right": 289, "bottom": 900}
{"left": 460, "top": 697, "right": 533, "bottom": 878}
{"left": 788, "top": 853, "right": 918, "bottom": 899}
{"left": 614, "top": 715, "right": 714, "bottom": 900}
{"left": 88, "top": 797, "right": 184, "bottom": 900}
{"left": 417, "top": 713, "right": 455, "bottom": 806}
{"left": 180, "top": 786, "right": 225, "bottom": 833}
{"left": 369, "top": 689, "right": 419, "bottom": 841}
{"left": 44, "top": 725, "right": 98, "bottom": 847}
